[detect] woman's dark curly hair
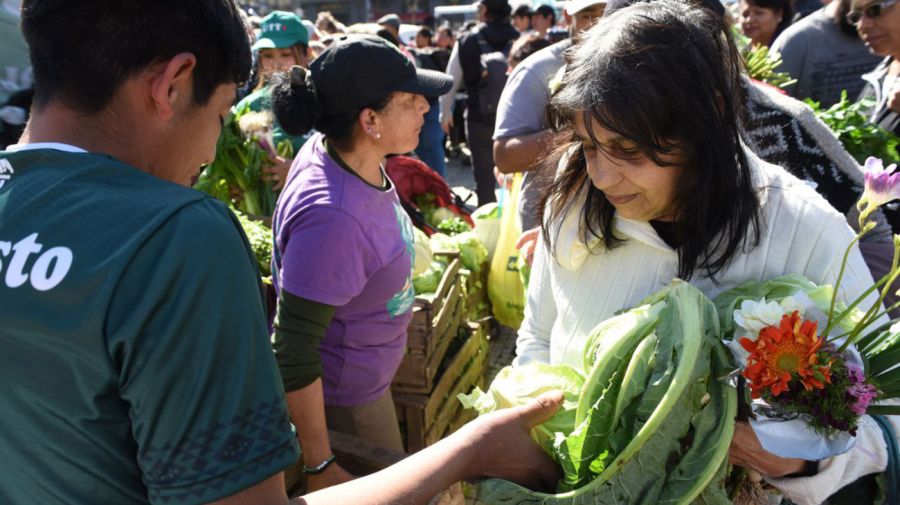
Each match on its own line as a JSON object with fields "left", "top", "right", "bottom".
{"left": 539, "top": 0, "right": 761, "bottom": 281}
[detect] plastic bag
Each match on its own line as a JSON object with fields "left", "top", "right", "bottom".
{"left": 488, "top": 173, "right": 526, "bottom": 328}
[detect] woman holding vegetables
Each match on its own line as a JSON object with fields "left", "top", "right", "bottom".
{"left": 516, "top": 2, "right": 895, "bottom": 503}
{"left": 233, "top": 11, "right": 313, "bottom": 191}
{"left": 267, "top": 35, "right": 452, "bottom": 491}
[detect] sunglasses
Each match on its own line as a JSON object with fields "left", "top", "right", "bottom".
{"left": 847, "top": 0, "right": 898, "bottom": 24}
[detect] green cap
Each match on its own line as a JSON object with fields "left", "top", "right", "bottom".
{"left": 253, "top": 11, "right": 309, "bottom": 50}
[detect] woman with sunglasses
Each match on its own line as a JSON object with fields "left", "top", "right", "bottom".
{"left": 853, "top": 0, "right": 900, "bottom": 148}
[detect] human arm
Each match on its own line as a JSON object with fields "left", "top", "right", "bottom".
{"left": 493, "top": 58, "right": 556, "bottom": 174}
{"left": 439, "top": 42, "right": 463, "bottom": 134}
{"left": 494, "top": 131, "right": 554, "bottom": 174}
{"left": 272, "top": 290, "right": 353, "bottom": 491}
{"left": 514, "top": 231, "right": 556, "bottom": 365}
{"left": 274, "top": 207, "right": 382, "bottom": 490}
{"left": 516, "top": 227, "right": 540, "bottom": 266}
{"left": 206, "top": 392, "right": 564, "bottom": 505}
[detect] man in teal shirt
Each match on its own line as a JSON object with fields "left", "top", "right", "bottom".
{"left": 0, "top": 1, "right": 562, "bottom": 504}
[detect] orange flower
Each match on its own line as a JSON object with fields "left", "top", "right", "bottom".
{"left": 740, "top": 311, "right": 832, "bottom": 399}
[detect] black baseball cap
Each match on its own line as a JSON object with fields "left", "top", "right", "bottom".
{"left": 310, "top": 34, "right": 453, "bottom": 115}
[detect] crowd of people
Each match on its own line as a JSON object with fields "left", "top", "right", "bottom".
{"left": 1, "top": 0, "right": 900, "bottom": 504}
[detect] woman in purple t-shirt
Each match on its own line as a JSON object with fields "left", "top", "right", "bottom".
{"left": 268, "top": 35, "right": 453, "bottom": 491}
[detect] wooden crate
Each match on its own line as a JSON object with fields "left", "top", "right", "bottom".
{"left": 394, "top": 322, "right": 490, "bottom": 453}
{"left": 393, "top": 252, "right": 468, "bottom": 394}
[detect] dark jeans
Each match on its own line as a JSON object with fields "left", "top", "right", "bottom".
{"left": 415, "top": 103, "right": 446, "bottom": 178}
{"left": 465, "top": 116, "right": 497, "bottom": 206}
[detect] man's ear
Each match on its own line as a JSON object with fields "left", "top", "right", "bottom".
{"left": 148, "top": 53, "right": 198, "bottom": 121}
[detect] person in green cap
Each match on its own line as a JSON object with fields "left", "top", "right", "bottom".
{"left": 233, "top": 10, "right": 312, "bottom": 192}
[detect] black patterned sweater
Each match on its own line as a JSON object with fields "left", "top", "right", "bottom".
{"left": 742, "top": 78, "right": 895, "bottom": 241}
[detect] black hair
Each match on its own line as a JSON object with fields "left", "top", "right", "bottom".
{"left": 541, "top": 0, "right": 760, "bottom": 281}
{"left": 535, "top": 4, "right": 557, "bottom": 24}
{"left": 417, "top": 26, "right": 434, "bottom": 39}
{"left": 743, "top": 0, "right": 794, "bottom": 42}
{"left": 509, "top": 32, "right": 552, "bottom": 68}
{"left": 513, "top": 4, "right": 533, "bottom": 18}
{"left": 376, "top": 28, "right": 403, "bottom": 47}
{"left": 271, "top": 66, "right": 392, "bottom": 149}
{"left": 834, "top": 0, "right": 861, "bottom": 38}
{"left": 21, "top": 0, "right": 251, "bottom": 113}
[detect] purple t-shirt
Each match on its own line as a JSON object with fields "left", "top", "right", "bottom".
{"left": 272, "top": 134, "right": 416, "bottom": 406}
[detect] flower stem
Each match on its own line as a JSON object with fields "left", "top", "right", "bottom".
{"left": 827, "top": 232, "right": 866, "bottom": 333}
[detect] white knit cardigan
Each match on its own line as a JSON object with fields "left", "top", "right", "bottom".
{"left": 516, "top": 149, "right": 893, "bottom": 504}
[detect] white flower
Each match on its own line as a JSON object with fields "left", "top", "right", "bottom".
{"left": 734, "top": 298, "right": 788, "bottom": 336}
{"left": 237, "top": 111, "right": 274, "bottom": 138}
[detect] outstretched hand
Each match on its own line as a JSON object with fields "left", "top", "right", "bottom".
{"left": 457, "top": 391, "right": 563, "bottom": 492}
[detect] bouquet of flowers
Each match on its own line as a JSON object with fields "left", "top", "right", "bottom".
{"left": 194, "top": 103, "right": 293, "bottom": 217}
{"left": 715, "top": 157, "right": 900, "bottom": 460}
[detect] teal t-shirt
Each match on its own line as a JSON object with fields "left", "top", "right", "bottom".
{"left": 0, "top": 147, "right": 300, "bottom": 504}
{"left": 234, "top": 85, "right": 312, "bottom": 154}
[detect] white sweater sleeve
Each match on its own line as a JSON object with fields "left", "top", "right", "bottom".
{"left": 768, "top": 414, "right": 898, "bottom": 505}
{"left": 439, "top": 43, "right": 463, "bottom": 125}
{"left": 514, "top": 234, "right": 556, "bottom": 366}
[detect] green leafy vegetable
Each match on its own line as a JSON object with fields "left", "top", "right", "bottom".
{"left": 462, "top": 281, "right": 737, "bottom": 503}
{"left": 412, "top": 261, "right": 446, "bottom": 294}
{"left": 436, "top": 216, "right": 472, "bottom": 235}
{"left": 805, "top": 91, "right": 900, "bottom": 165}
{"left": 233, "top": 209, "right": 273, "bottom": 276}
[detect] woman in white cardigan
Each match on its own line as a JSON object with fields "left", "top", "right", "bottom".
{"left": 515, "top": 2, "right": 895, "bottom": 504}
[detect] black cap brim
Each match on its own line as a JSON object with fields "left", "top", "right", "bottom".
{"left": 395, "top": 68, "right": 454, "bottom": 98}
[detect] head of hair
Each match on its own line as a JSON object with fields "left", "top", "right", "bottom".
{"left": 535, "top": 4, "right": 557, "bottom": 24}
{"left": 541, "top": 0, "right": 759, "bottom": 281}
{"left": 513, "top": 4, "right": 533, "bottom": 18}
{"left": 437, "top": 25, "right": 454, "bottom": 38}
{"left": 508, "top": 32, "right": 552, "bottom": 68}
{"left": 834, "top": 0, "right": 860, "bottom": 37}
{"left": 271, "top": 66, "right": 392, "bottom": 149}
{"left": 375, "top": 28, "right": 402, "bottom": 47}
{"left": 483, "top": 0, "right": 513, "bottom": 22}
{"left": 417, "top": 26, "right": 434, "bottom": 39}
{"left": 316, "top": 11, "right": 345, "bottom": 34}
{"left": 21, "top": 0, "right": 251, "bottom": 113}
{"left": 744, "top": 0, "right": 793, "bottom": 39}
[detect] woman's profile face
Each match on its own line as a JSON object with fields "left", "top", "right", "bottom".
{"left": 373, "top": 92, "right": 430, "bottom": 154}
{"left": 574, "top": 114, "right": 687, "bottom": 222}
{"left": 740, "top": 0, "right": 783, "bottom": 47}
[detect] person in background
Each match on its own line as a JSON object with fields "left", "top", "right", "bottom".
{"left": 740, "top": 0, "right": 794, "bottom": 47}
{"left": 408, "top": 28, "right": 450, "bottom": 177}
{"left": 377, "top": 13, "right": 403, "bottom": 42}
{"left": 233, "top": 11, "right": 312, "bottom": 191}
{"left": 794, "top": 0, "right": 828, "bottom": 20}
{"left": 512, "top": 3, "right": 533, "bottom": 32}
{"left": 303, "top": 18, "right": 322, "bottom": 41}
{"left": 772, "top": 0, "right": 883, "bottom": 107}
{"left": 494, "top": 0, "right": 607, "bottom": 240}
{"left": 507, "top": 32, "right": 553, "bottom": 69}
{"left": 415, "top": 25, "right": 434, "bottom": 49}
{"left": 532, "top": 3, "right": 556, "bottom": 38}
{"left": 519, "top": 3, "right": 895, "bottom": 504}
{"left": 441, "top": 0, "right": 519, "bottom": 205}
{"left": 436, "top": 24, "right": 455, "bottom": 52}
{"left": 0, "top": 0, "right": 30, "bottom": 148}
{"left": 853, "top": 0, "right": 900, "bottom": 147}
{"left": 316, "top": 11, "right": 346, "bottom": 35}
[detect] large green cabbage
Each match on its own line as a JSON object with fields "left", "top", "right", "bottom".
{"left": 462, "top": 281, "right": 737, "bottom": 504}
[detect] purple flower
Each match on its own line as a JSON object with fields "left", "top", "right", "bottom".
{"left": 861, "top": 157, "right": 900, "bottom": 210}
